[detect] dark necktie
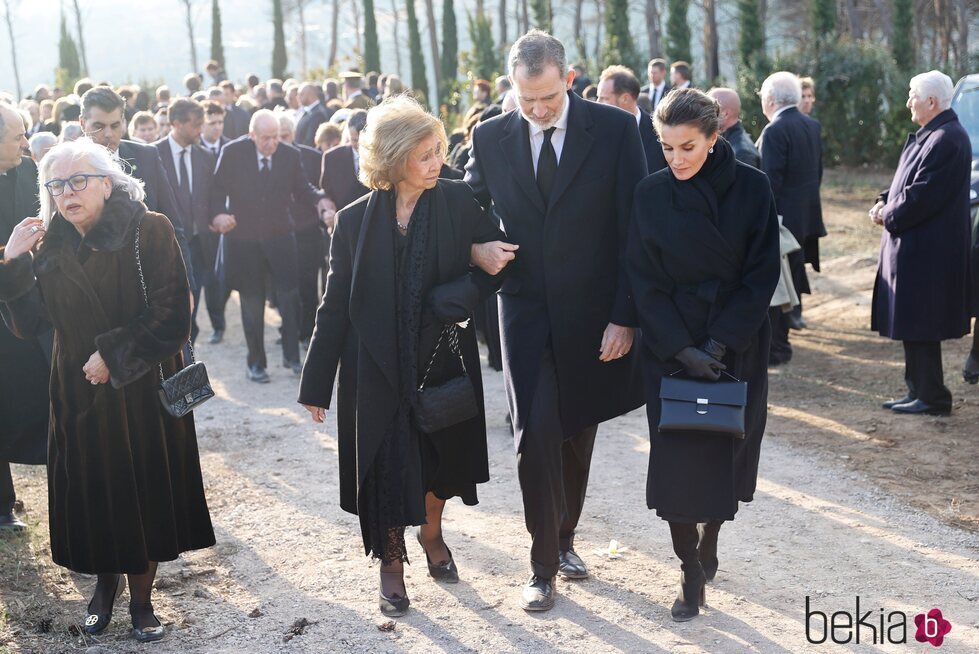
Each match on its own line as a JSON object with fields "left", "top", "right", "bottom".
{"left": 178, "top": 149, "right": 191, "bottom": 197}
{"left": 260, "top": 157, "right": 270, "bottom": 182}
{"left": 536, "top": 127, "right": 557, "bottom": 202}
{"left": 653, "top": 86, "right": 660, "bottom": 108}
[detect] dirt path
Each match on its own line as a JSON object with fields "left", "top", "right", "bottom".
{"left": 2, "top": 170, "right": 978, "bottom": 653}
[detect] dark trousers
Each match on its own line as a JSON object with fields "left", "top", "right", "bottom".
{"left": 769, "top": 307, "right": 792, "bottom": 362}
{"left": 0, "top": 462, "right": 14, "bottom": 515}
{"left": 200, "top": 233, "right": 229, "bottom": 335}
{"left": 240, "top": 256, "right": 301, "bottom": 370}
{"left": 903, "top": 341, "right": 952, "bottom": 409}
{"left": 516, "top": 348, "right": 598, "bottom": 578}
{"left": 295, "top": 225, "right": 325, "bottom": 342}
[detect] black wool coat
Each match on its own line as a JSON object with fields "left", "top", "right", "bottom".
{"left": 872, "top": 109, "right": 973, "bottom": 341}
{"left": 627, "top": 152, "right": 780, "bottom": 522}
{"left": 0, "top": 194, "right": 215, "bottom": 574}
{"left": 298, "top": 180, "right": 504, "bottom": 540}
{"left": 723, "top": 122, "right": 761, "bottom": 169}
{"left": 0, "top": 157, "right": 50, "bottom": 464}
{"left": 320, "top": 145, "right": 370, "bottom": 212}
{"left": 638, "top": 107, "right": 668, "bottom": 173}
{"left": 465, "top": 92, "right": 648, "bottom": 447}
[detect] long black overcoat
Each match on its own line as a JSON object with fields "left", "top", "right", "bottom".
{"left": 872, "top": 109, "right": 972, "bottom": 341}
{"left": 0, "top": 194, "right": 215, "bottom": 573}
{"left": 298, "top": 180, "right": 504, "bottom": 538}
{"left": 465, "top": 92, "right": 648, "bottom": 448}
{"left": 627, "top": 159, "right": 780, "bottom": 522}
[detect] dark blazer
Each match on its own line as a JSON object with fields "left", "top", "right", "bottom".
{"left": 756, "top": 106, "right": 826, "bottom": 251}
{"left": 295, "top": 102, "right": 332, "bottom": 148}
{"left": 637, "top": 107, "right": 668, "bottom": 173}
{"left": 117, "top": 139, "right": 195, "bottom": 284}
{"left": 872, "top": 109, "right": 972, "bottom": 342}
{"left": 298, "top": 180, "right": 504, "bottom": 528}
{"left": 222, "top": 104, "right": 251, "bottom": 140}
{"left": 290, "top": 142, "right": 325, "bottom": 231}
{"left": 320, "top": 145, "right": 369, "bottom": 212}
{"left": 0, "top": 157, "right": 50, "bottom": 465}
{"left": 154, "top": 138, "right": 218, "bottom": 237}
{"left": 638, "top": 82, "right": 671, "bottom": 114}
{"left": 465, "top": 91, "right": 648, "bottom": 444}
{"left": 723, "top": 121, "right": 761, "bottom": 169}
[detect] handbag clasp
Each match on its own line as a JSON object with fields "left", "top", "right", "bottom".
{"left": 697, "top": 398, "right": 709, "bottom": 415}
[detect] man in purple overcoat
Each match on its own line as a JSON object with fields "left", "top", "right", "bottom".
{"left": 870, "top": 70, "right": 972, "bottom": 415}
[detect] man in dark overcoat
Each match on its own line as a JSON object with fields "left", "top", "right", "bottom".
{"left": 465, "top": 30, "right": 648, "bottom": 611}
{"left": 210, "top": 109, "right": 329, "bottom": 382}
{"left": 596, "top": 65, "right": 668, "bottom": 173}
{"left": 870, "top": 71, "right": 972, "bottom": 416}
{"left": 295, "top": 83, "right": 333, "bottom": 148}
{"left": 710, "top": 88, "right": 760, "bottom": 168}
{"left": 319, "top": 110, "right": 370, "bottom": 213}
{"left": 220, "top": 81, "right": 251, "bottom": 140}
{"left": 0, "top": 103, "right": 50, "bottom": 531}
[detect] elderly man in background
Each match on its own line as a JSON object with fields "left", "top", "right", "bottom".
{"left": 28, "top": 132, "right": 57, "bottom": 164}
{"left": 757, "top": 71, "right": 825, "bottom": 365}
{"left": 870, "top": 71, "right": 972, "bottom": 416}
{"left": 709, "top": 87, "right": 760, "bottom": 168}
{"left": 597, "top": 65, "right": 667, "bottom": 173}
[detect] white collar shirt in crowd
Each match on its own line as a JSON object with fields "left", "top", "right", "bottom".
{"left": 201, "top": 137, "right": 221, "bottom": 156}
{"left": 352, "top": 146, "right": 360, "bottom": 175}
{"left": 256, "top": 149, "right": 272, "bottom": 172}
{"left": 168, "top": 134, "right": 193, "bottom": 193}
{"left": 301, "top": 100, "right": 321, "bottom": 117}
{"left": 528, "top": 92, "right": 571, "bottom": 174}
{"left": 633, "top": 107, "right": 643, "bottom": 124}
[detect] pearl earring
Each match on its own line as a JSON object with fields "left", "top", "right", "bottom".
{"left": 709, "top": 146, "right": 714, "bottom": 153}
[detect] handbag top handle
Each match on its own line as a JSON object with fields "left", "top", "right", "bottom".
{"left": 667, "top": 367, "right": 743, "bottom": 383}
{"left": 418, "top": 324, "right": 468, "bottom": 391}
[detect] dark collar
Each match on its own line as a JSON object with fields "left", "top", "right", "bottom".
{"left": 39, "top": 191, "right": 145, "bottom": 261}
{"left": 772, "top": 106, "right": 800, "bottom": 123}
{"left": 914, "top": 109, "right": 958, "bottom": 143}
{"left": 723, "top": 121, "right": 746, "bottom": 139}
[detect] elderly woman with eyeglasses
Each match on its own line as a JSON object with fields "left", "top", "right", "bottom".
{"left": 0, "top": 138, "right": 214, "bottom": 643}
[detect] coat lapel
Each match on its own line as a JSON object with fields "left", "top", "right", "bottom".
{"left": 500, "top": 113, "right": 545, "bottom": 214}
{"left": 547, "top": 93, "right": 595, "bottom": 212}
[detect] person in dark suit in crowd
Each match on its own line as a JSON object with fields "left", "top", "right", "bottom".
{"left": 597, "top": 65, "right": 668, "bottom": 173}
{"left": 628, "top": 89, "right": 780, "bottom": 622}
{"left": 639, "top": 58, "right": 671, "bottom": 114}
{"left": 465, "top": 30, "right": 648, "bottom": 611}
{"left": 300, "top": 96, "right": 508, "bottom": 617}
{"left": 295, "top": 83, "right": 333, "bottom": 148}
{"left": 199, "top": 100, "right": 231, "bottom": 156}
{"left": 155, "top": 99, "right": 218, "bottom": 344}
{"left": 262, "top": 79, "right": 289, "bottom": 111}
{"left": 870, "top": 71, "right": 972, "bottom": 416}
{"left": 709, "top": 87, "right": 760, "bottom": 168}
{"left": 0, "top": 104, "right": 51, "bottom": 532}
{"left": 198, "top": 100, "right": 232, "bottom": 343}
{"left": 671, "top": 61, "right": 694, "bottom": 91}
{"left": 570, "top": 64, "right": 592, "bottom": 96}
{"left": 341, "top": 72, "right": 372, "bottom": 110}
{"left": 320, "top": 109, "right": 370, "bottom": 215}
{"left": 78, "top": 87, "right": 195, "bottom": 285}
{"left": 210, "top": 110, "right": 330, "bottom": 382}
{"left": 183, "top": 73, "right": 203, "bottom": 97}
{"left": 220, "top": 81, "right": 250, "bottom": 139}
{"left": 315, "top": 122, "right": 343, "bottom": 153}
{"left": 364, "top": 72, "right": 382, "bottom": 101}
{"left": 756, "top": 71, "right": 825, "bottom": 364}
{"left": 205, "top": 60, "right": 228, "bottom": 85}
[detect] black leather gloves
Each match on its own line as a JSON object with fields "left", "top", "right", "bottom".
{"left": 675, "top": 346, "right": 727, "bottom": 381}
{"left": 700, "top": 338, "right": 727, "bottom": 362}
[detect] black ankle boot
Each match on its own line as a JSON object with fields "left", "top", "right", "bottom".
{"left": 698, "top": 520, "right": 722, "bottom": 582}
{"left": 671, "top": 563, "right": 707, "bottom": 622}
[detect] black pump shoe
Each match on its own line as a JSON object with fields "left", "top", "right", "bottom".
{"left": 130, "top": 603, "right": 165, "bottom": 643}
{"left": 415, "top": 528, "right": 459, "bottom": 583}
{"left": 83, "top": 575, "right": 126, "bottom": 635}
{"left": 670, "top": 568, "right": 707, "bottom": 622}
{"left": 379, "top": 571, "right": 410, "bottom": 617}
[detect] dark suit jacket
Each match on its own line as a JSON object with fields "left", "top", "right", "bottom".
{"left": 756, "top": 106, "right": 825, "bottom": 250}
{"left": 223, "top": 105, "right": 251, "bottom": 140}
{"left": 637, "top": 108, "right": 668, "bottom": 173}
{"left": 117, "top": 139, "right": 195, "bottom": 283}
{"left": 320, "top": 145, "right": 369, "bottom": 212}
{"left": 290, "top": 142, "right": 324, "bottom": 231}
{"left": 154, "top": 138, "right": 218, "bottom": 238}
{"left": 723, "top": 121, "right": 761, "bottom": 168}
{"left": 465, "top": 91, "right": 648, "bottom": 445}
{"left": 295, "top": 103, "right": 332, "bottom": 148}
{"left": 638, "top": 82, "right": 671, "bottom": 114}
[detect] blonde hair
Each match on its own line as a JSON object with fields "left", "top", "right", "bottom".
{"left": 798, "top": 76, "right": 815, "bottom": 92}
{"left": 38, "top": 137, "right": 146, "bottom": 227}
{"left": 358, "top": 95, "right": 447, "bottom": 191}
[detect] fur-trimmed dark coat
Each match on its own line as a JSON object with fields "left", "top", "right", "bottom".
{"left": 0, "top": 192, "right": 215, "bottom": 574}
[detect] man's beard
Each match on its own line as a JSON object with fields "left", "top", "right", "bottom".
{"left": 518, "top": 93, "right": 566, "bottom": 130}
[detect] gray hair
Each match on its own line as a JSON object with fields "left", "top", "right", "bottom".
{"left": 59, "top": 122, "right": 84, "bottom": 142}
{"left": 38, "top": 137, "right": 146, "bottom": 227}
{"left": 347, "top": 109, "right": 368, "bottom": 133}
{"left": 508, "top": 29, "right": 567, "bottom": 78}
{"left": 81, "top": 86, "right": 125, "bottom": 119}
{"left": 910, "top": 70, "right": 954, "bottom": 110}
{"left": 277, "top": 112, "right": 296, "bottom": 133}
{"left": 28, "top": 132, "right": 57, "bottom": 159}
{"left": 249, "top": 108, "right": 278, "bottom": 132}
{"left": 760, "top": 71, "right": 802, "bottom": 108}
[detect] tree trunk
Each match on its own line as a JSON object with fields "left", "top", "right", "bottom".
{"left": 843, "top": 0, "right": 863, "bottom": 38}
{"left": 758, "top": 0, "right": 767, "bottom": 47}
{"left": 423, "top": 0, "right": 441, "bottom": 101}
{"left": 352, "top": 0, "right": 362, "bottom": 57}
{"left": 645, "top": 0, "right": 662, "bottom": 59}
{"left": 520, "top": 0, "right": 529, "bottom": 35}
{"left": 574, "top": 0, "right": 585, "bottom": 60}
{"left": 955, "top": 0, "right": 968, "bottom": 78}
{"left": 296, "top": 0, "right": 308, "bottom": 77}
{"left": 499, "top": 0, "right": 507, "bottom": 48}
{"left": 703, "top": 0, "right": 718, "bottom": 82}
{"left": 329, "top": 0, "right": 339, "bottom": 68}
{"left": 71, "top": 0, "right": 89, "bottom": 76}
{"left": 391, "top": 0, "right": 403, "bottom": 77}
{"left": 182, "top": 0, "right": 199, "bottom": 73}
{"left": 873, "top": 0, "right": 892, "bottom": 44}
{"left": 594, "top": 0, "right": 603, "bottom": 62}
{"left": 2, "top": 0, "right": 21, "bottom": 99}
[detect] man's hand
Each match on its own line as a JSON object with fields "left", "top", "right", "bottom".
{"left": 599, "top": 323, "right": 635, "bottom": 362}
{"left": 303, "top": 404, "right": 326, "bottom": 423}
{"left": 319, "top": 198, "right": 338, "bottom": 231}
{"left": 83, "top": 351, "right": 110, "bottom": 385}
{"left": 868, "top": 200, "right": 885, "bottom": 226}
{"left": 470, "top": 241, "right": 519, "bottom": 275}
{"left": 210, "top": 213, "right": 237, "bottom": 234}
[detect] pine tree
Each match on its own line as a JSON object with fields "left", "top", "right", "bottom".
{"left": 271, "top": 0, "right": 288, "bottom": 77}
{"left": 440, "top": 0, "right": 458, "bottom": 106}
{"left": 406, "top": 0, "right": 429, "bottom": 107}
{"left": 665, "top": 0, "right": 691, "bottom": 63}
{"left": 467, "top": 9, "right": 499, "bottom": 82}
{"left": 531, "top": 0, "right": 551, "bottom": 32}
{"left": 602, "top": 0, "right": 640, "bottom": 74}
{"left": 211, "top": 0, "right": 225, "bottom": 68}
{"left": 737, "top": 0, "right": 764, "bottom": 69}
{"left": 363, "top": 0, "right": 381, "bottom": 73}
{"left": 57, "top": 11, "right": 81, "bottom": 85}
{"left": 812, "top": 0, "right": 836, "bottom": 43}
{"left": 891, "top": 0, "right": 914, "bottom": 71}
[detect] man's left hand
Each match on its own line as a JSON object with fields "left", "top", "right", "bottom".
{"left": 599, "top": 323, "right": 635, "bottom": 362}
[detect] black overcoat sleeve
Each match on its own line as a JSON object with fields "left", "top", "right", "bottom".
{"left": 0, "top": 250, "right": 53, "bottom": 338}
{"left": 759, "top": 124, "right": 787, "bottom": 201}
{"left": 882, "top": 136, "right": 963, "bottom": 235}
{"left": 209, "top": 147, "right": 231, "bottom": 221}
{"left": 146, "top": 152, "right": 196, "bottom": 285}
{"left": 462, "top": 130, "right": 492, "bottom": 210}
{"left": 291, "top": 156, "right": 326, "bottom": 208}
{"left": 610, "top": 118, "right": 649, "bottom": 328}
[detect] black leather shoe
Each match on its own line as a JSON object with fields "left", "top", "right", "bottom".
{"left": 521, "top": 575, "right": 555, "bottom": 612}
{"left": 415, "top": 528, "right": 459, "bottom": 583}
{"left": 208, "top": 329, "right": 224, "bottom": 345}
{"left": 246, "top": 366, "right": 271, "bottom": 383}
{"left": 882, "top": 395, "right": 915, "bottom": 409}
{"left": 671, "top": 568, "right": 707, "bottom": 622}
{"left": 891, "top": 399, "right": 951, "bottom": 416}
{"left": 787, "top": 314, "right": 807, "bottom": 330}
{"left": 83, "top": 575, "right": 126, "bottom": 636}
{"left": 558, "top": 550, "right": 588, "bottom": 579}
{"left": 964, "top": 353, "right": 979, "bottom": 384}
{"left": 130, "top": 602, "right": 165, "bottom": 643}
{"left": 379, "top": 572, "right": 410, "bottom": 617}
{"left": 283, "top": 359, "right": 303, "bottom": 375}
{"left": 0, "top": 512, "right": 26, "bottom": 532}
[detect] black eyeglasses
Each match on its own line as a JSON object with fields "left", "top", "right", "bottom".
{"left": 44, "top": 173, "right": 107, "bottom": 196}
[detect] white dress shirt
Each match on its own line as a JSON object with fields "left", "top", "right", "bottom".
{"left": 168, "top": 134, "right": 194, "bottom": 193}
{"left": 200, "top": 136, "right": 221, "bottom": 156}
{"left": 528, "top": 94, "right": 571, "bottom": 174}
{"left": 351, "top": 147, "right": 360, "bottom": 175}
{"left": 257, "top": 149, "right": 272, "bottom": 172}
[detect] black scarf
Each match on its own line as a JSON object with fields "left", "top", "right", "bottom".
{"left": 669, "top": 135, "right": 737, "bottom": 226}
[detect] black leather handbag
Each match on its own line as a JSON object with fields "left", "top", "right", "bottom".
{"left": 658, "top": 371, "right": 747, "bottom": 438}
{"left": 414, "top": 324, "right": 479, "bottom": 434}
{"left": 135, "top": 218, "right": 214, "bottom": 419}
